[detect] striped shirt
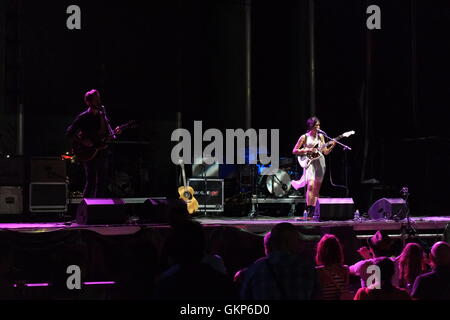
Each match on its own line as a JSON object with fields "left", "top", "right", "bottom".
{"left": 316, "top": 265, "right": 350, "bottom": 300}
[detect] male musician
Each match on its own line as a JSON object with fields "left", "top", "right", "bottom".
{"left": 66, "top": 89, "right": 121, "bottom": 198}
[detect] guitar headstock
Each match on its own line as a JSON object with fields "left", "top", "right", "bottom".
{"left": 343, "top": 130, "right": 355, "bottom": 138}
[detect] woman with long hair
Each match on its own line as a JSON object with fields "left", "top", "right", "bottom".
{"left": 315, "top": 234, "right": 352, "bottom": 300}
{"left": 292, "top": 116, "right": 336, "bottom": 220}
{"left": 396, "top": 242, "right": 428, "bottom": 294}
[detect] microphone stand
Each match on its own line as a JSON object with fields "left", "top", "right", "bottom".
{"left": 202, "top": 161, "right": 208, "bottom": 217}
{"left": 320, "top": 131, "right": 352, "bottom": 151}
{"left": 100, "top": 105, "right": 116, "bottom": 139}
{"left": 399, "top": 187, "right": 416, "bottom": 247}
{"left": 272, "top": 173, "right": 288, "bottom": 195}
{"left": 320, "top": 130, "right": 352, "bottom": 197}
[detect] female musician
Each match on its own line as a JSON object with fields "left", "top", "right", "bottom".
{"left": 292, "top": 116, "right": 336, "bottom": 220}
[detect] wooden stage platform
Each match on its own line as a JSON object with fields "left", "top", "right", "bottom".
{"left": 0, "top": 216, "right": 448, "bottom": 239}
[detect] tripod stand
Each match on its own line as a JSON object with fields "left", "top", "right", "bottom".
{"left": 397, "top": 187, "right": 417, "bottom": 246}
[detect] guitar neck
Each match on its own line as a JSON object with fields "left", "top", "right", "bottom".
{"left": 181, "top": 163, "right": 188, "bottom": 189}
{"left": 105, "top": 122, "right": 132, "bottom": 140}
{"left": 322, "top": 134, "right": 345, "bottom": 149}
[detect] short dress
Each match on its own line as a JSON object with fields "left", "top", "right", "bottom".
{"left": 292, "top": 133, "right": 326, "bottom": 189}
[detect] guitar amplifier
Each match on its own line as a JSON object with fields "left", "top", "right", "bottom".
{"left": 31, "top": 157, "right": 67, "bottom": 183}
{"left": 29, "top": 182, "right": 68, "bottom": 213}
{"left": 188, "top": 178, "right": 224, "bottom": 212}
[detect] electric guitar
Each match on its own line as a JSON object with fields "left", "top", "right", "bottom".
{"left": 72, "top": 120, "right": 137, "bottom": 162}
{"left": 177, "top": 159, "right": 199, "bottom": 214}
{"left": 297, "top": 130, "right": 355, "bottom": 168}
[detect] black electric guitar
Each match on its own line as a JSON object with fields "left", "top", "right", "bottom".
{"left": 298, "top": 130, "right": 355, "bottom": 168}
{"left": 177, "top": 159, "right": 199, "bottom": 214}
{"left": 72, "top": 120, "right": 137, "bottom": 162}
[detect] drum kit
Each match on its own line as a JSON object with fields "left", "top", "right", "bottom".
{"left": 255, "top": 157, "right": 303, "bottom": 198}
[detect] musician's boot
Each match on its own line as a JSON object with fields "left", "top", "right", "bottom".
{"left": 306, "top": 205, "right": 315, "bottom": 220}
{"left": 306, "top": 205, "right": 320, "bottom": 221}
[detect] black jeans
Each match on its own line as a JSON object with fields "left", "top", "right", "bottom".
{"left": 83, "top": 149, "right": 110, "bottom": 198}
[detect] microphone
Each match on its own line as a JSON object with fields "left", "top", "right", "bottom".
{"left": 318, "top": 129, "right": 327, "bottom": 135}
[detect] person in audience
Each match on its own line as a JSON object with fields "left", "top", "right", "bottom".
{"left": 411, "top": 241, "right": 450, "bottom": 300}
{"left": 234, "top": 268, "right": 248, "bottom": 283}
{"left": 349, "top": 230, "right": 399, "bottom": 288}
{"left": 315, "top": 234, "right": 352, "bottom": 300}
{"left": 111, "top": 240, "right": 159, "bottom": 300}
{"left": 153, "top": 220, "right": 238, "bottom": 300}
{"left": 0, "top": 245, "right": 15, "bottom": 299}
{"left": 240, "top": 222, "right": 320, "bottom": 300}
{"left": 396, "top": 242, "right": 428, "bottom": 294}
{"left": 202, "top": 253, "right": 228, "bottom": 276}
{"left": 354, "top": 257, "right": 411, "bottom": 300}
{"left": 233, "top": 267, "right": 248, "bottom": 292}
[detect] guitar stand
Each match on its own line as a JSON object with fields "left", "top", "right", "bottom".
{"left": 248, "top": 195, "right": 258, "bottom": 219}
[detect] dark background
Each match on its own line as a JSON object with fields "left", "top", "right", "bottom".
{"left": 1, "top": 0, "right": 449, "bottom": 216}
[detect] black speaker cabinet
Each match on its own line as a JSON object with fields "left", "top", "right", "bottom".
{"left": 314, "top": 198, "right": 355, "bottom": 221}
{"left": 368, "top": 198, "right": 406, "bottom": 220}
{"left": 75, "top": 198, "right": 129, "bottom": 225}
{"left": 0, "top": 156, "right": 24, "bottom": 185}
{"left": 31, "top": 157, "right": 67, "bottom": 183}
{"left": 29, "top": 182, "right": 67, "bottom": 213}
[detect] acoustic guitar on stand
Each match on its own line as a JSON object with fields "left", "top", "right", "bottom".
{"left": 298, "top": 130, "right": 355, "bottom": 169}
{"left": 177, "top": 159, "right": 199, "bottom": 214}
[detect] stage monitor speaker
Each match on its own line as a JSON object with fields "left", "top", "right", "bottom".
{"left": 31, "top": 157, "right": 67, "bottom": 183}
{"left": 368, "top": 198, "right": 406, "bottom": 220}
{"left": 76, "top": 198, "right": 129, "bottom": 225}
{"left": 314, "top": 198, "right": 355, "bottom": 221}
{"left": 139, "top": 198, "right": 190, "bottom": 223}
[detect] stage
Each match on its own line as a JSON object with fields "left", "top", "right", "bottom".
{"left": 0, "top": 215, "right": 448, "bottom": 237}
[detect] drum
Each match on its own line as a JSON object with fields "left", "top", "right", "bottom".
{"left": 265, "top": 169, "right": 292, "bottom": 197}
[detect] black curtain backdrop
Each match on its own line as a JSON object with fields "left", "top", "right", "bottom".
{"left": 1, "top": 0, "right": 449, "bottom": 215}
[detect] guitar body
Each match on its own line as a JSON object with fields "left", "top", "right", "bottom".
{"left": 177, "top": 159, "right": 199, "bottom": 214}
{"left": 298, "top": 143, "right": 321, "bottom": 169}
{"left": 72, "top": 140, "right": 107, "bottom": 162}
{"left": 178, "top": 185, "right": 199, "bottom": 214}
{"left": 296, "top": 130, "right": 355, "bottom": 169}
{"left": 72, "top": 121, "right": 137, "bottom": 162}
